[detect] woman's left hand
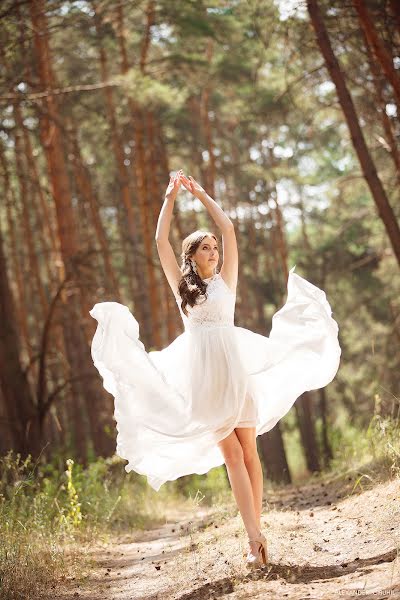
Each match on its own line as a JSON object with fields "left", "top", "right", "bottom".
{"left": 165, "top": 169, "right": 183, "bottom": 201}
{"left": 179, "top": 173, "right": 207, "bottom": 200}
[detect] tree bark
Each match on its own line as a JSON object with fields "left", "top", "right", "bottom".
{"left": 13, "top": 102, "right": 49, "bottom": 320}
{"left": 389, "top": 0, "right": 400, "bottom": 35}
{"left": 30, "top": 0, "right": 115, "bottom": 460}
{"left": 259, "top": 424, "right": 291, "bottom": 484}
{"left": 0, "top": 223, "right": 41, "bottom": 455}
{"left": 114, "top": 3, "right": 161, "bottom": 348}
{"left": 295, "top": 393, "right": 320, "bottom": 473}
{"left": 94, "top": 12, "right": 140, "bottom": 278}
{"left": 0, "top": 143, "right": 32, "bottom": 362}
{"left": 352, "top": 0, "right": 400, "bottom": 109}
{"left": 359, "top": 22, "right": 400, "bottom": 181}
{"left": 146, "top": 110, "right": 179, "bottom": 343}
{"left": 67, "top": 119, "right": 122, "bottom": 301}
{"left": 318, "top": 387, "right": 333, "bottom": 468}
{"left": 200, "top": 41, "right": 217, "bottom": 200}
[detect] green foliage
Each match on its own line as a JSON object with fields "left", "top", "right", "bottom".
{"left": 169, "top": 465, "right": 229, "bottom": 505}
{"left": 117, "top": 69, "right": 188, "bottom": 110}
{"left": 1, "top": 10, "right": 399, "bottom": 599}
{"left": 281, "top": 411, "right": 308, "bottom": 480}
{"left": 325, "top": 412, "right": 400, "bottom": 483}
{"left": 59, "top": 459, "right": 82, "bottom": 529}
{"left": 0, "top": 451, "right": 166, "bottom": 600}
{"left": 0, "top": 452, "right": 64, "bottom": 600}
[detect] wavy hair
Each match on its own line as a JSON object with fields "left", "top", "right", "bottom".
{"left": 178, "top": 230, "right": 218, "bottom": 316}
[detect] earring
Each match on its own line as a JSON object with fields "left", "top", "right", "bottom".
{"left": 190, "top": 260, "right": 198, "bottom": 274}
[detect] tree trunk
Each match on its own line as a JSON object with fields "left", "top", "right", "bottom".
{"left": 268, "top": 179, "right": 289, "bottom": 289}
{"left": 352, "top": 0, "right": 400, "bottom": 109}
{"left": 156, "top": 127, "right": 185, "bottom": 339}
{"left": 18, "top": 106, "right": 71, "bottom": 445}
{"left": 94, "top": 11, "right": 141, "bottom": 300}
{"left": 318, "top": 387, "right": 333, "bottom": 468}
{"left": 13, "top": 102, "right": 48, "bottom": 320}
{"left": 20, "top": 110, "right": 59, "bottom": 271}
{"left": 0, "top": 143, "right": 32, "bottom": 362}
{"left": 113, "top": 4, "right": 161, "bottom": 348}
{"left": 259, "top": 424, "right": 291, "bottom": 484}
{"left": 359, "top": 23, "right": 400, "bottom": 180}
{"left": 147, "top": 111, "right": 179, "bottom": 343}
{"left": 389, "top": 0, "right": 400, "bottom": 35}
{"left": 67, "top": 119, "right": 122, "bottom": 301}
{"left": 298, "top": 188, "right": 313, "bottom": 253}
{"left": 30, "top": 0, "right": 115, "bottom": 460}
{"left": 200, "top": 41, "right": 217, "bottom": 200}
{"left": 188, "top": 95, "right": 209, "bottom": 194}
{"left": 307, "top": 0, "right": 400, "bottom": 267}
{"left": 0, "top": 223, "right": 41, "bottom": 455}
{"left": 295, "top": 392, "right": 320, "bottom": 473}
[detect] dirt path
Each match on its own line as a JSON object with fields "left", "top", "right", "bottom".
{"left": 57, "top": 474, "right": 400, "bottom": 599}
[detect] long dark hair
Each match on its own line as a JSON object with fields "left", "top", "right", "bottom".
{"left": 178, "top": 230, "right": 218, "bottom": 316}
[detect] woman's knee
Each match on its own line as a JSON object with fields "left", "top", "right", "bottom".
{"left": 234, "top": 428, "right": 259, "bottom": 464}
{"left": 218, "top": 434, "right": 244, "bottom": 467}
{"left": 224, "top": 446, "right": 245, "bottom": 467}
{"left": 242, "top": 443, "right": 259, "bottom": 464}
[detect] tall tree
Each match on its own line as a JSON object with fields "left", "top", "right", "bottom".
{"left": 0, "top": 221, "right": 40, "bottom": 454}
{"left": 307, "top": 0, "right": 400, "bottom": 266}
{"left": 30, "top": 0, "right": 114, "bottom": 459}
{"left": 352, "top": 0, "right": 400, "bottom": 109}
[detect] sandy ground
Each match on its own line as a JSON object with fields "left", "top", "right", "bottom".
{"left": 55, "top": 473, "right": 400, "bottom": 600}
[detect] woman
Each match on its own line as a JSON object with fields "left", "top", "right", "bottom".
{"left": 89, "top": 170, "right": 341, "bottom": 569}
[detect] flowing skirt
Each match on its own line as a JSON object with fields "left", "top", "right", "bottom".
{"left": 89, "top": 267, "right": 341, "bottom": 491}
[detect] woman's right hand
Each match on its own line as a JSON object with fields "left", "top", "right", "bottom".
{"left": 179, "top": 173, "right": 207, "bottom": 200}
{"left": 165, "top": 169, "right": 182, "bottom": 201}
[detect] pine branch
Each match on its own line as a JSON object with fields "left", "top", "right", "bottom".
{"left": 0, "top": 80, "right": 120, "bottom": 103}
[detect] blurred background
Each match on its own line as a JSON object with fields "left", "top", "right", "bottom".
{"left": 0, "top": 2, "right": 399, "bottom": 586}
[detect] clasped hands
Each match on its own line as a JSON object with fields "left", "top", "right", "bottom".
{"left": 165, "top": 169, "right": 207, "bottom": 202}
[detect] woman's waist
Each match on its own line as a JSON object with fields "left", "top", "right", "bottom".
{"left": 185, "top": 319, "right": 235, "bottom": 332}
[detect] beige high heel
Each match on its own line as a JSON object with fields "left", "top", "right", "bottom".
{"left": 245, "top": 532, "right": 268, "bottom": 568}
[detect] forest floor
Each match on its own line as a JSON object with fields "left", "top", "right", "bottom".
{"left": 55, "top": 472, "right": 400, "bottom": 600}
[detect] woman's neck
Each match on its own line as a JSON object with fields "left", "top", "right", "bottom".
{"left": 198, "top": 268, "right": 215, "bottom": 280}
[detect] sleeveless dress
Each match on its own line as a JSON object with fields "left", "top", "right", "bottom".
{"left": 89, "top": 266, "right": 341, "bottom": 491}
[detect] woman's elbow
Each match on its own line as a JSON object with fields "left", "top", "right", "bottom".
{"left": 222, "top": 220, "right": 235, "bottom": 232}
{"left": 155, "top": 234, "right": 168, "bottom": 245}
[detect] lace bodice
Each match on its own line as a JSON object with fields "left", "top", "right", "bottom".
{"left": 175, "top": 273, "right": 236, "bottom": 331}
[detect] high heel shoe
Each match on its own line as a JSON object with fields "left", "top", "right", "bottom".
{"left": 245, "top": 532, "right": 268, "bottom": 568}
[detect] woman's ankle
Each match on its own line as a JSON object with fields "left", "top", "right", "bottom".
{"left": 247, "top": 527, "right": 261, "bottom": 540}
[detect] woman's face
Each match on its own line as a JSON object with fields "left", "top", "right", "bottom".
{"left": 192, "top": 236, "right": 219, "bottom": 274}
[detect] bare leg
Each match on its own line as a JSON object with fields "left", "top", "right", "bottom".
{"left": 235, "top": 427, "right": 263, "bottom": 532}
{"left": 218, "top": 429, "right": 261, "bottom": 543}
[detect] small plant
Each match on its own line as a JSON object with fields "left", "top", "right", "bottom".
{"left": 0, "top": 451, "right": 163, "bottom": 600}
{"left": 367, "top": 414, "right": 400, "bottom": 477}
{"left": 59, "top": 459, "right": 82, "bottom": 531}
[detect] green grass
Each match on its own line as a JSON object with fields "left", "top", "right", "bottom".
{"left": 0, "top": 451, "right": 165, "bottom": 600}
{"left": 0, "top": 449, "right": 231, "bottom": 600}
{"left": 325, "top": 413, "right": 400, "bottom": 487}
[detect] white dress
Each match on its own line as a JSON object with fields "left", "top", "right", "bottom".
{"left": 89, "top": 266, "right": 341, "bottom": 491}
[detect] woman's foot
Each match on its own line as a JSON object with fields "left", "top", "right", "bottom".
{"left": 249, "top": 539, "right": 262, "bottom": 555}
{"left": 246, "top": 531, "right": 268, "bottom": 568}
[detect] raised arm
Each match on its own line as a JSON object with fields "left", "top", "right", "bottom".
{"left": 179, "top": 174, "right": 238, "bottom": 292}
{"left": 155, "top": 171, "right": 182, "bottom": 297}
